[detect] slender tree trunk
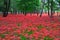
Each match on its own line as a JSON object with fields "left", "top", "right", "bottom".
{"left": 3, "top": 0, "right": 10, "bottom": 17}
{"left": 40, "top": 9, "right": 43, "bottom": 17}
{"left": 40, "top": 0, "right": 44, "bottom": 17}
{"left": 48, "top": 0, "right": 50, "bottom": 16}
{"left": 50, "top": 0, "right": 53, "bottom": 17}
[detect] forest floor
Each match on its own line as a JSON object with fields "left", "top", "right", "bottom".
{"left": 0, "top": 13, "right": 60, "bottom": 40}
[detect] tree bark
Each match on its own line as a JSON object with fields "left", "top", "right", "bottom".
{"left": 40, "top": 0, "right": 44, "bottom": 17}
{"left": 50, "top": 0, "right": 53, "bottom": 17}
{"left": 48, "top": 0, "right": 50, "bottom": 16}
{"left": 3, "top": 0, "right": 10, "bottom": 17}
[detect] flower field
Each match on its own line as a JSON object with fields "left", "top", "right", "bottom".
{"left": 0, "top": 14, "right": 60, "bottom": 40}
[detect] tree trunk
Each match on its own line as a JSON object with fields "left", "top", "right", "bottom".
{"left": 3, "top": 0, "right": 10, "bottom": 17}
{"left": 40, "top": 0, "right": 44, "bottom": 17}
{"left": 48, "top": 0, "right": 50, "bottom": 16}
{"left": 50, "top": 0, "right": 53, "bottom": 17}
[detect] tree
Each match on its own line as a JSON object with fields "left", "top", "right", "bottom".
{"left": 50, "top": 0, "right": 57, "bottom": 17}
{"left": 0, "top": 0, "right": 4, "bottom": 11}
{"left": 40, "top": 0, "right": 46, "bottom": 17}
{"left": 47, "top": 0, "right": 50, "bottom": 16}
{"left": 45, "top": 0, "right": 57, "bottom": 17}
{"left": 17, "top": 0, "right": 40, "bottom": 15}
{"left": 3, "top": 0, "right": 10, "bottom": 17}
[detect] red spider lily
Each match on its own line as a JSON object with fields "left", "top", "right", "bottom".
{"left": 0, "top": 14, "right": 60, "bottom": 40}
{"left": 54, "top": 38, "right": 60, "bottom": 40}
{"left": 32, "top": 32, "right": 40, "bottom": 39}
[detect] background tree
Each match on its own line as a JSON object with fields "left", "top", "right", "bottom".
{"left": 3, "top": 0, "right": 10, "bottom": 17}
{"left": 17, "top": 0, "right": 40, "bottom": 15}
{"left": 0, "top": 0, "right": 4, "bottom": 12}
{"left": 0, "top": 0, "right": 60, "bottom": 17}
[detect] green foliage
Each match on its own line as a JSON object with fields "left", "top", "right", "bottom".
{"left": 45, "top": 0, "right": 57, "bottom": 11}
{"left": 0, "top": 0, "right": 4, "bottom": 11}
{"left": 20, "top": 35, "right": 27, "bottom": 40}
{"left": 0, "top": 34, "right": 5, "bottom": 38}
{"left": 28, "top": 30, "right": 33, "bottom": 35}
{"left": 57, "top": 0, "right": 60, "bottom": 3}
{"left": 17, "top": 0, "right": 40, "bottom": 13}
{"left": 44, "top": 36, "right": 53, "bottom": 40}
{"left": 37, "top": 24, "right": 44, "bottom": 29}
{"left": 0, "top": 0, "right": 60, "bottom": 12}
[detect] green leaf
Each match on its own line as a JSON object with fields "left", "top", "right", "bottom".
{"left": 17, "top": 0, "right": 40, "bottom": 13}
{"left": 0, "top": 34, "right": 5, "bottom": 38}
{"left": 20, "top": 35, "right": 27, "bottom": 40}
{"left": 37, "top": 24, "right": 44, "bottom": 29}
{"left": 28, "top": 30, "right": 33, "bottom": 35}
{"left": 44, "top": 36, "right": 53, "bottom": 40}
